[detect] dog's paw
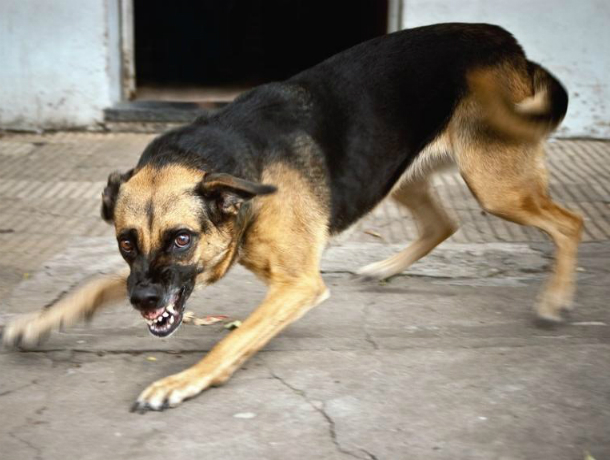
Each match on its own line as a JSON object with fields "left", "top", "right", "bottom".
{"left": 356, "top": 261, "right": 397, "bottom": 281}
{"left": 131, "top": 370, "right": 214, "bottom": 413}
{"left": 535, "top": 284, "right": 575, "bottom": 324}
{"left": 2, "top": 312, "right": 50, "bottom": 348}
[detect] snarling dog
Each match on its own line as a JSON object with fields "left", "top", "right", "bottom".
{"left": 3, "top": 23, "right": 583, "bottom": 411}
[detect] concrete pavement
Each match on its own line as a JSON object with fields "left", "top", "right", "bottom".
{"left": 0, "top": 133, "right": 609, "bottom": 460}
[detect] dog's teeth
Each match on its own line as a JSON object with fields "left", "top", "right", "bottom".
{"left": 163, "top": 312, "right": 169, "bottom": 318}
{"left": 169, "top": 316, "right": 175, "bottom": 324}
{"left": 167, "top": 305, "right": 176, "bottom": 315}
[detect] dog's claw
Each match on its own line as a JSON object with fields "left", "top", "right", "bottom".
{"left": 533, "top": 310, "right": 566, "bottom": 329}
{"left": 129, "top": 402, "right": 141, "bottom": 413}
{"left": 132, "top": 370, "right": 212, "bottom": 412}
{"left": 2, "top": 330, "right": 22, "bottom": 349}
{"left": 130, "top": 401, "right": 155, "bottom": 414}
{"left": 130, "top": 398, "right": 174, "bottom": 414}
{"left": 356, "top": 274, "right": 377, "bottom": 283}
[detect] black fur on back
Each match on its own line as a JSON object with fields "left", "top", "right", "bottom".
{"left": 137, "top": 23, "right": 528, "bottom": 233}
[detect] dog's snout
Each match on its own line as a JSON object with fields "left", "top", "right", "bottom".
{"left": 130, "top": 284, "right": 163, "bottom": 310}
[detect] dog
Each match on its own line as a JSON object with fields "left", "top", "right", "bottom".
{"left": 3, "top": 23, "right": 583, "bottom": 412}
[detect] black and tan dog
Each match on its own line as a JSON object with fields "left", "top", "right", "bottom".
{"left": 3, "top": 23, "right": 583, "bottom": 411}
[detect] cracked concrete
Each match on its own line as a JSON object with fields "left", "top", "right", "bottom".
{"left": 0, "top": 133, "right": 609, "bottom": 459}
{"left": 8, "top": 429, "right": 43, "bottom": 460}
{"left": 266, "top": 364, "right": 371, "bottom": 460}
{"left": 267, "top": 360, "right": 382, "bottom": 460}
{"left": 1, "top": 240, "right": 609, "bottom": 459}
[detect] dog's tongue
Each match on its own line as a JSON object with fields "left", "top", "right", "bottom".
{"left": 141, "top": 307, "right": 165, "bottom": 320}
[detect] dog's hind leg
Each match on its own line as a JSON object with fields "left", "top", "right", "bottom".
{"left": 2, "top": 270, "right": 128, "bottom": 348}
{"left": 456, "top": 141, "right": 583, "bottom": 322}
{"left": 357, "top": 178, "right": 458, "bottom": 280}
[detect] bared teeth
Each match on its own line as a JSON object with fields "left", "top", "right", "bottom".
{"left": 145, "top": 301, "right": 183, "bottom": 333}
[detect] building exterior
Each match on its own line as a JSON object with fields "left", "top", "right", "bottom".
{"left": 0, "top": 0, "right": 608, "bottom": 138}
{"left": 0, "top": 0, "right": 122, "bottom": 131}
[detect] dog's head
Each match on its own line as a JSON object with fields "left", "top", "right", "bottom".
{"left": 101, "top": 163, "right": 275, "bottom": 337}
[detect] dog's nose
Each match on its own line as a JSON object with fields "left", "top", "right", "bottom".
{"left": 130, "top": 285, "right": 162, "bottom": 310}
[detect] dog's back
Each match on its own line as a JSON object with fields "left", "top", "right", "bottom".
{"left": 182, "top": 23, "right": 566, "bottom": 233}
{"left": 288, "top": 23, "right": 566, "bottom": 231}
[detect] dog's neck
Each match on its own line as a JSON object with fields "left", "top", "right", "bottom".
{"left": 205, "top": 201, "right": 254, "bottom": 284}
{"left": 234, "top": 201, "right": 254, "bottom": 251}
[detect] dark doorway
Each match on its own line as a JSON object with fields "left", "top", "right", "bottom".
{"left": 133, "top": 0, "right": 388, "bottom": 102}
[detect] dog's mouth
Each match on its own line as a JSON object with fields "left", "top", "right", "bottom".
{"left": 140, "top": 288, "right": 187, "bottom": 338}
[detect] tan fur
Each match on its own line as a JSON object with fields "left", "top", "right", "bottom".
{"left": 115, "top": 165, "right": 204, "bottom": 254}
{"left": 356, "top": 132, "right": 456, "bottom": 279}
{"left": 2, "top": 270, "right": 128, "bottom": 347}
{"left": 452, "top": 133, "right": 583, "bottom": 320}
{"left": 361, "top": 73, "right": 583, "bottom": 321}
{"left": 116, "top": 164, "right": 240, "bottom": 284}
{"left": 391, "top": 132, "right": 454, "bottom": 185}
{"left": 467, "top": 65, "right": 557, "bottom": 142}
{"left": 134, "top": 163, "right": 331, "bottom": 408}
{"left": 358, "top": 178, "right": 458, "bottom": 279}
{"left": 241, "top": 163, "right": 329, "bottom": 281}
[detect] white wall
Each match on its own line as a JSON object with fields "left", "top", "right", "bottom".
{"left": 402, "top": 0, "right": 610, "bottom": 138}
{"left": 0, "top": 0, "right": 121, "bottom": 130}
{"left": 0, "top": 1, "right": 608, "bottom": 137}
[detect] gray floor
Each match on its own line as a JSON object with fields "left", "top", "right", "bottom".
{"left": 0, "top": 133, "right": 609, "bottom": 460}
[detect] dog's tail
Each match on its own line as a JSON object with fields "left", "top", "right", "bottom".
{"left": 468, "top": 62, "right": 568, "bottom": 142}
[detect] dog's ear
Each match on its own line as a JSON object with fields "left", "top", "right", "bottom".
{"left": 200, "top": 172, "right": 277, "bottom": 216}
{"left": 101, "top": 169, "right": 134, "bottom": 223}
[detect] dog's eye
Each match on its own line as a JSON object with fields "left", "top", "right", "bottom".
{"left": 174, "top": 233, "right": 191, "bottom": 249}
{"left": 119, "top": 239, "right": 134, "bottom": 253}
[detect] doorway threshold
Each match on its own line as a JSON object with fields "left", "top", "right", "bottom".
{"left": 104, "top": 100, "right": 227, "bottom": 123}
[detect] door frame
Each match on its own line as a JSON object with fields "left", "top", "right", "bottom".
{"left": 387, "top": 0, "right": 404, "bottom": 33}
{"left": 119, "top": 0, "right": 136, "bottom": 100}
{"left": 118, "top": 0, "right": 403, "bottom": 101}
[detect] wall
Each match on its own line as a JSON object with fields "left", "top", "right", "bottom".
{"left": 0, "top": 1, "right": 608, "bottom": 137}
{"left": 0, "top": 0, "right": 121, "bottom": 130}
{"left": 402, "top": 0, "right": 610, "bottom": 138}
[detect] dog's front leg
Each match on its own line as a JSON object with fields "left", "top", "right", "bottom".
{"left": 2, "top": 270, "right": 128, "bottom": 348}
{"left": 132, "top": 277, "right": 328, "bottom": 412}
